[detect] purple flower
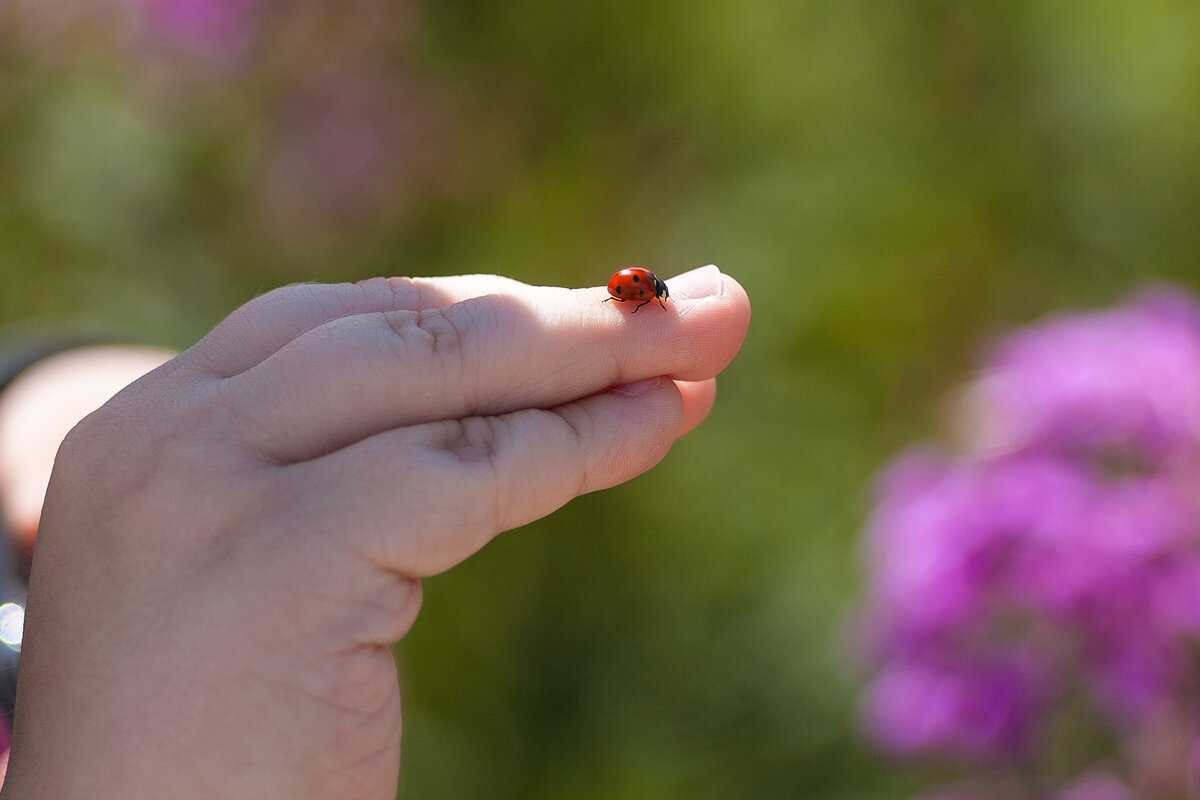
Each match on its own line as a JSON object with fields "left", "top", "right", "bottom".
{"left": 861, "top": 451, "right": 1095, "bottom": 649}
{"left": 965, "top": 288, "right": 1200, "bottom": 462}
{"left": 859, "top": 286, "right": 1200, "bottom": 795}
{"left": 861, "top": 450, "right": 1200, "bottom": 740}
{"left": 1148, "top": 555, "right": 1200, "bottom": 635}
{"left": 863, "top": 649, "right": 1048, "bottom": 759}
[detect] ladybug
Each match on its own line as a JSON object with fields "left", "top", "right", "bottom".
{"left": 604, "top": 267, "right": 669, "bottom": 313}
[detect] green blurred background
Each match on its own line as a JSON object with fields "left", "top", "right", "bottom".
{"left": 5, "top": 2, "right": 1200, "bottom": 797}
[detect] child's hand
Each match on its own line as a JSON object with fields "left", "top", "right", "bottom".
{"left": 2, "top": 266, "right": 750, "bottom": 800}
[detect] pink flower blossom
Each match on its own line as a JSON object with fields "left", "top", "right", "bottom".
{"left": 859, "top": 286, "right": 1200, "bottom": 798}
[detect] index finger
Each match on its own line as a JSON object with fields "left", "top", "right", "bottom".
{"left": 224, "top": 266, "right": 750, "bottom": 463}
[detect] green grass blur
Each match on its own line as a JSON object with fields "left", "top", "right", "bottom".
{"left": 4, "top": 2, "right": 1200, "bottom": 797}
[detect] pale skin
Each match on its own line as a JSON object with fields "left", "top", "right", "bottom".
{"left": 0, "top": 265, "right": 751, "bottom": 799}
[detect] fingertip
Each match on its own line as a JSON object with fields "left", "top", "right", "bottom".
{"left": 665, "top": 264, "right": 723, "bottom": 300}
{"left": 665, "top": 264, "right": 749, "bottom": 311}
{"left": 676, "top": 378, "right": 717, "bottom": 436}
{"left": 662, "top": 266, "right": 751, "bottom": 381}
{"left": 575, "top": 375, "right": 685, "bottom": 490}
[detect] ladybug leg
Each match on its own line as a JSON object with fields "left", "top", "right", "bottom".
{"left": 657, "top": 297, "right": 667, "bottom": 310}
{"left": 631, "top": 299, "right": 651, "bottom": 313}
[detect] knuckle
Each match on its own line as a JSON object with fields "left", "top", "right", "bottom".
{"left": 439, "top": 415, "right": 505, "bottom": 472}
{"left": 413, "top": 306, "right": 468, "bottom": 365}
{"left": 379, "top": 307, "right": 463, "bottom": 367}
{"left": 433, "top": 416, "right": 511, "bottom": 534}
{"left": 54, "top": 385, "right": 274, "bottom": 550}
{"left": 369, "top": 275, "right": 422, "bottom": 309}
{"left": 380, "top": 299, "right": 494, "bottom": 396}
{"left": 549, "top": 406, "right": 595, "bottom": 494}
{"left": 51, "top": 399, "right": 173, "bottom": 530}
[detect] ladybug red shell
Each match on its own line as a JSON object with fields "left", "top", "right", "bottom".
{"left": 604, "top": 267, "right": 670, "bottom": 313}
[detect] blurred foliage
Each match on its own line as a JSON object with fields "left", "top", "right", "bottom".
{"left": 4, "top": 1, "right": 1200, "bottom": 797}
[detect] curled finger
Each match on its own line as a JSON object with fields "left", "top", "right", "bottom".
{"left": 283, "top": 377, "right": 686, "bottom": 577}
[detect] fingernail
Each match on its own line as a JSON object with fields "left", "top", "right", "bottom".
{"left": 667, "top": 264, "right": 723, "bottom": 300}
{"left": 612, "top": 377, "right": 662, "bottom": 397}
